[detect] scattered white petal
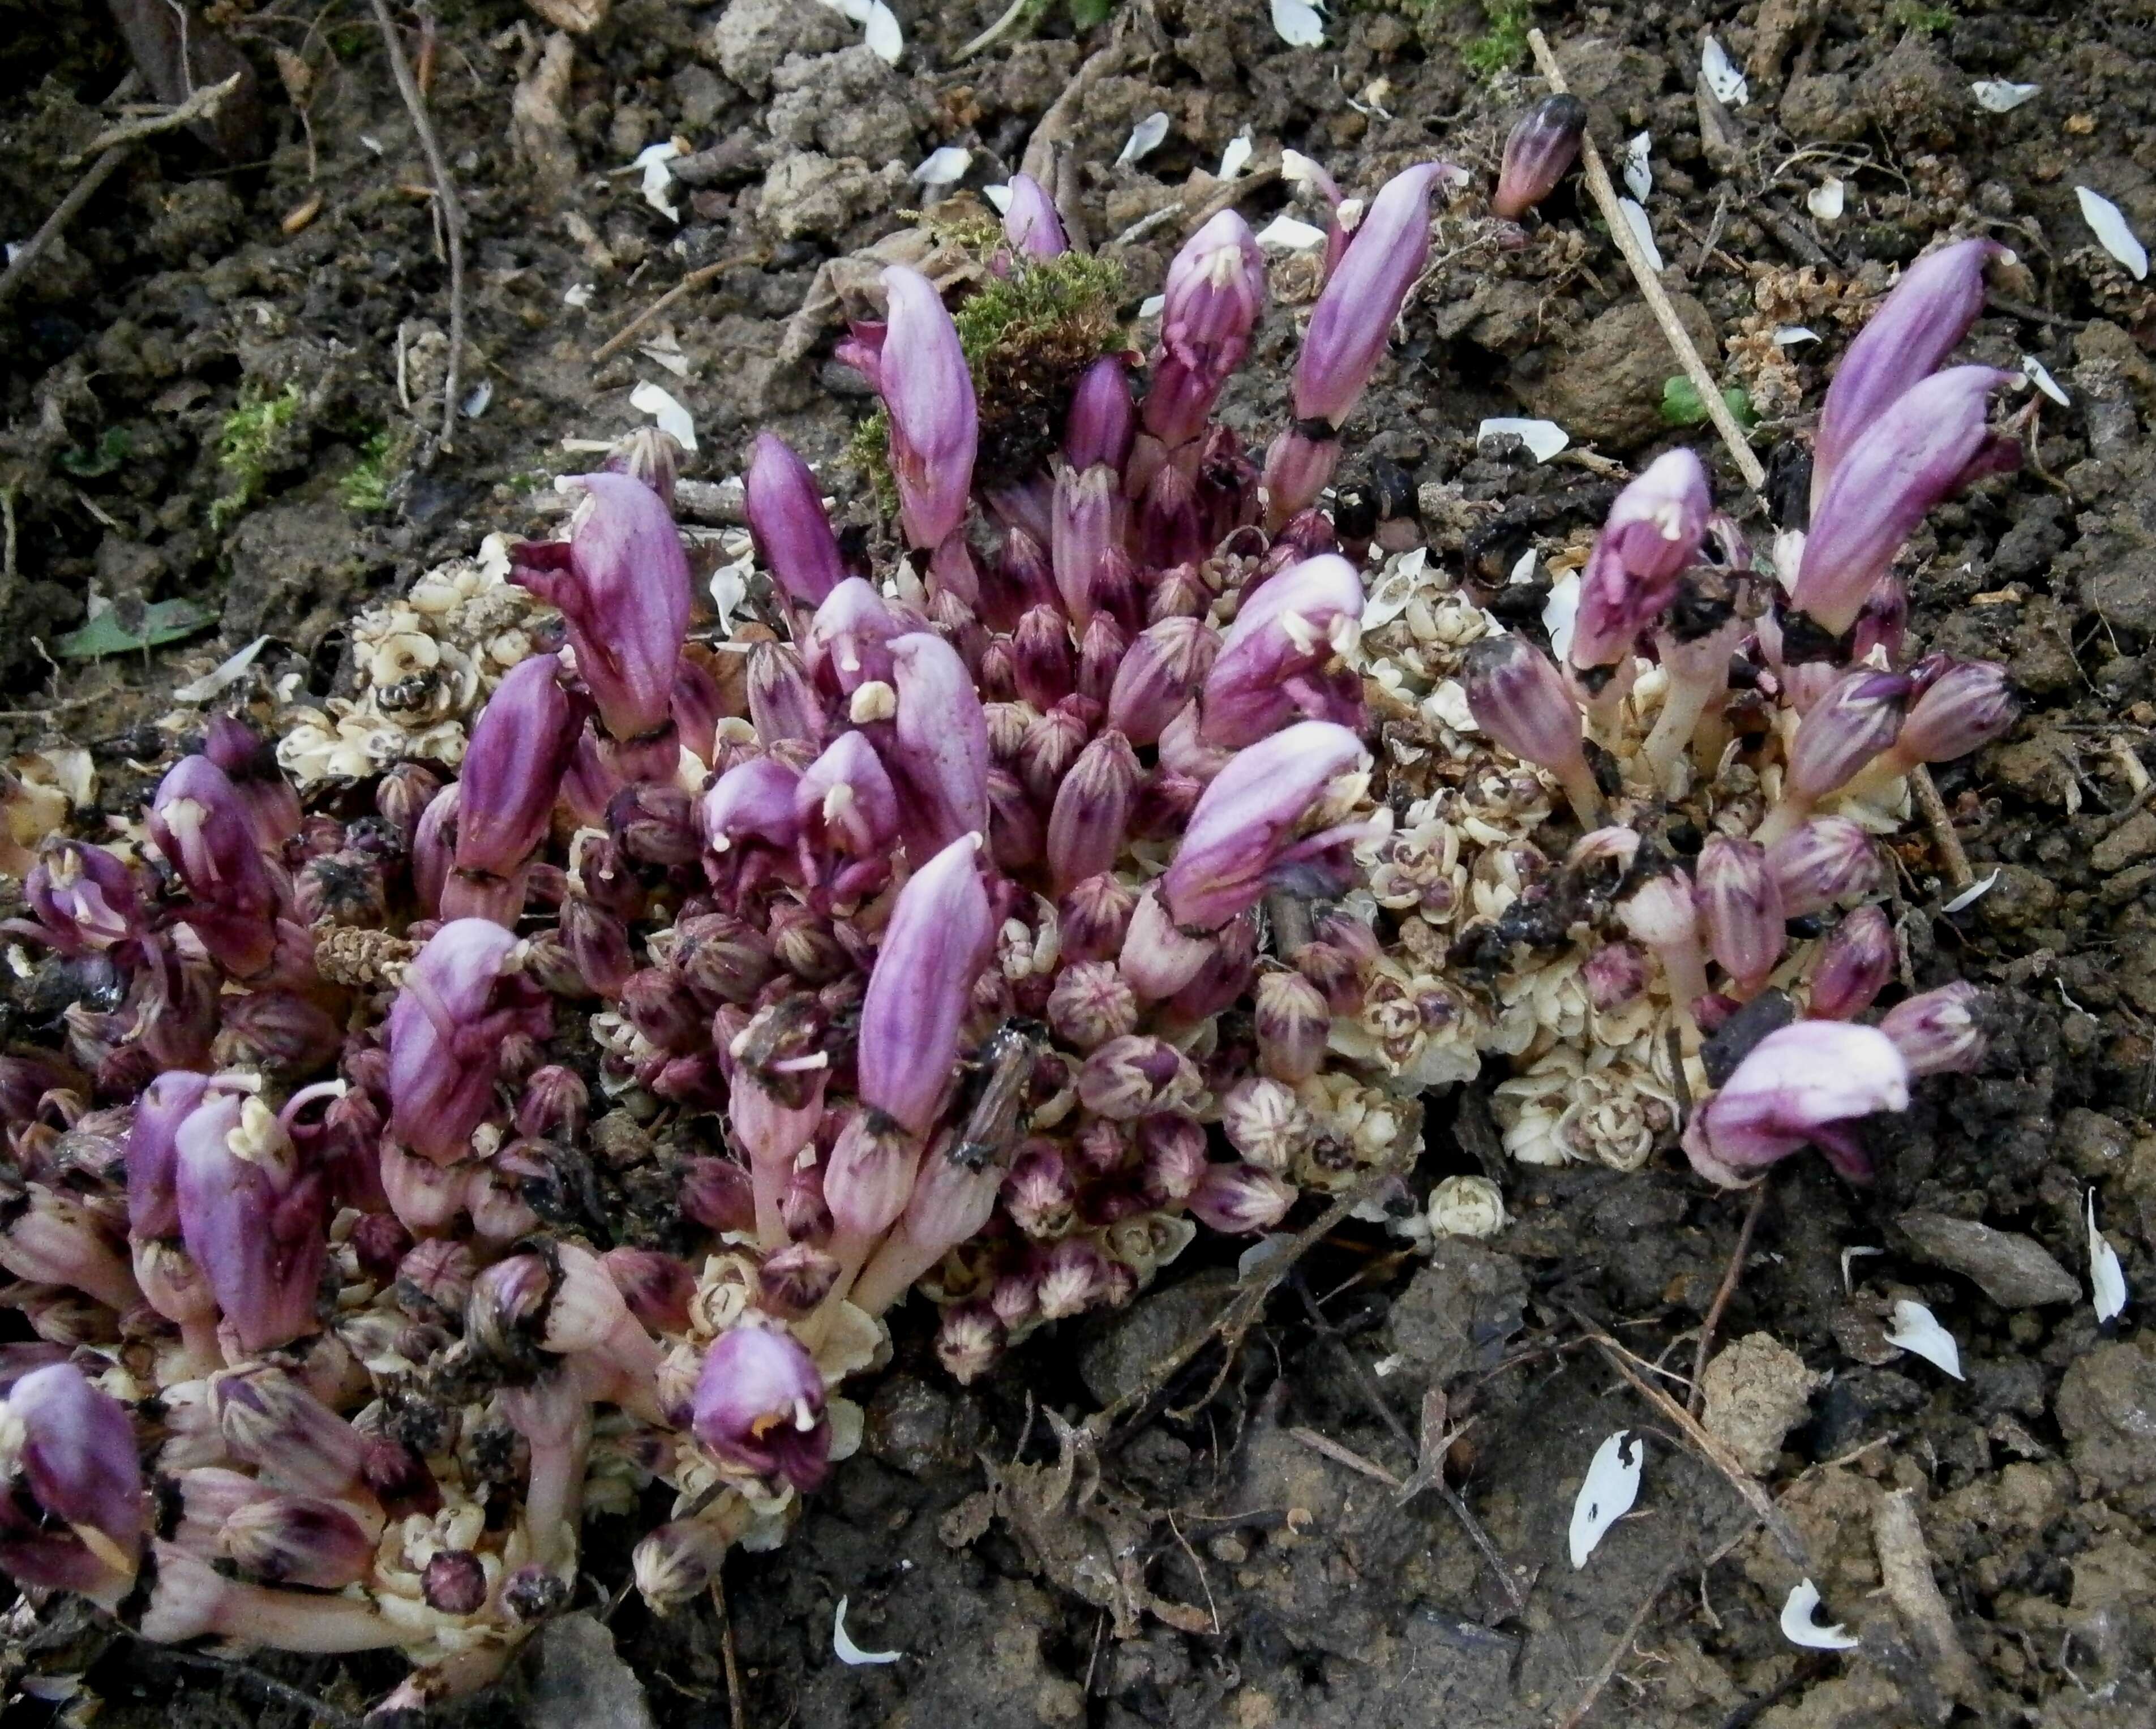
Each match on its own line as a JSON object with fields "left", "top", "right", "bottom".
{"left": 1807, "top": 178, "right": 1845, "bottom": 222}
{"left": 1781, "top": 1580, "right": 1860, "bottom": 1650}
{"left": 1218, "top": 131, "right": 1254, "bottom": 182}
{"left": 172, "top": 636, "right": 271, "bottom": 703}
{"left": 1371, "top": 1351, "right": 1403, "bottom": 1378}
{"left": 630, "top": 380, "right": 697, "bottom": 452}
{"left": 1478, "top": 417, "right": 1570, "bottom": 463}
{"left": 1570, "top": 1431, "right": 1643, "bottom": 1568}
{"left": 1256, "top": 213, "right": 1328, "bottom": 251}
{"left": 1972, "top": 80, "right": 2039, "bottom": 113}
{"left": 1773, "top": 326, "right": 1820, "bottom": 346}
{"left": 833, "top": 1597, "right": 902, "bottom": 1665}
{"left": 1271, "top": 0, "right": 1326, "bottom": 48}
{"left": 1617, "top": 198, "right": 1663, "bottom": 271}
{"left": 564, "top": 282, "right": 594, "bottom": 308}
{"left": 1118, "top": 112, "right": 1172, "bottom": 167}
{"left": 821, "top": 0, "right": 872, "bottom": 21}
{"left": 2077, "top": 187, "right": 2149, "bottom": 280}
{"left": 1841, "top": 1245, "right": 1884, "bottom": 1295}
{"left": 462, "top": 380, "right": 493, "bottom": 416}
{"left": 864, "top": 1, "right": 903, "bottom": 65}
{"left": 1619, "top": 132, "right": 1653, "bottom": 203}
{"left": 1542, "top": 569, "right": 1582, "bottom": 663}
{"left": 2090, "top": 1189, "right": 2129, "bottom": 1325}
{"left": 361, "top": 134, "right": 383, "bottom": 155}
{"left": 1508, "top": 547, "right": 1538, "bottom": 585}
{"left": 1237, "top": 1234, "right": 1295, "bottom": 1281}
{"left": 2021, "top": 355, "right": 2070, "bottom": 406}
{"left": 4, "top": 242, "right": 23, "bottom": 265}
{"left": 633, "top": 140, "right": 683, "bottom": 224}
{"left": 982, "top": 183, "right": 1014, "bottom": 214}
{"left": 1940, "top": 868, "right": 2001, "bottom": 913}
{"left": 912, "top": 145, "right": 972, "bottom": 187}
{"left": 1884, "top": 1299, "right": 1964, "bottom": 1380}
{"left": 710, "top": 559, "right": 750, "bottom": 633}
{"left": 1280, "top": 148, "right": 1326, "bottom": 190}
{"left": 640, "top": 337, "right": 692, "bottom": 380}
{"left": 1701, "top": 37, "right": 1748, "bottom": 108}
{"left": 1138, "top": 294, "right": 1166, "bottom": 319}
{"left": 1361, "top": 547, "right": 1426, "bottom": 629}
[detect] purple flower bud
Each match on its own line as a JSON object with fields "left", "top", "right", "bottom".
{"left": 988, "top": 1267, "right": 1039, "bottom": 1331}
{"left": 1257, "top": 428, "right": 1343, "bottom": 531}
{"left": 208, "top": 1364, "right": 370, "bottom": 1500}
{"left": 691, "top": 1323, "right": 830, "bottom": 1491}
{"left": 1879, "top": 982, "right": 1986, "bottom": 1076}
{"left": 864, "top": 266, "right": 978, "bottom": 551}
{"left": 1808, "top": 905, "right": 1894, "bottom": 1020}
{"left": 1462, "top": 635, "right": 1602, "bottom": 824}
{"left": 1791, "top": 366, "right": 2019, "bottom": 638}
{"left": 374, "top": 761, "right": 440, "bottom": 844}
{"left": 1142, "top": 211, "right": 1267, "bottom": 449}
{"left": 936, "top": 1301, "right": 1005, "bottom": 1382}
{"left": 148, "top": 754, "right": 289, "bottom": 978}
{"left": 126, "top": 1070, "right": 217, "bottom": 1240}
{"left": 222, "top": 1493, "right": 374, "bottom": 1589}
{"left": 855, "top": 1129, "right": 1013, "bottom": 1314}
{"left": 888, "top": 632, "right": 991, "bottom": 860}
{"left": 174, "top": 1089, "right": 327, "bottom": 1354}
{"left": 203, "top": 714, "right": 303, "bottom": 860}
{"left": 1695, "top": 836, "right": 1786, "bottom": 996}
{"left": 23, "top": 842, "right": 139, "bottom": 956}
{"left": 1256, "top": 968, "right": 1330, "bottom": 1082}
{"left": 1892, "top": 658, "right": 2016, "bottom": 766}
{"left": 747, "top": 641, "right": 826, "bottom": 751}
{"left": 1019, "top": 697, "right": 1094, "bottom": 805}
{"left": 1077, "top": 1035, "right": 1202, "bottom": 1121}
{"left": 1001, "top": 172, "right": 1068, "bottom": 259}
{"left": 446, "top": 653, "right": 577, "bottom": 916}
{"left": 1291, "top": 163, "right": 1451, "bottom": 428}
{"left": 558, "top": 898, "right": 633, "bottom": 998}
{"left": 1568, "top": 449, "right": 1712, "bottom": 671}
{"left": 858, "top": 835, "right": 993, "bottom": 1135}
{"left": 216, "top": 988, "right": 343, "bottom": 1074}
{"left": 602, "top": 1246, "right": 696, "bottom": 1335}
{"left": 1065, "top": 353, "right": 1134, "bottom": 474}
{"left": 746, "top": 432, "right": 846, "bottom": 607}
{"left": 986, "top": 524, "right": 1058, "bottom": 628}
{"left": 1077, "top": 611, "right": 1131, "bottom": 709}
{"left": 1188, "top": 1162, "right": 1296, "bottom": 1234}
{"left": 986, "top": 765, "right": 1045, "bottom": 871}
{"left": 1002, "top": 1140, "right": 1077, "bottom": 1238}
{"left": 1814, "top": 238, "right": 2007, "bottom": 504}
{"left": 1682, "top": 1021, "right": 1909, "bottom": 1187}
{"left": 1220, "top": 1076, "right": 1313, "bottom": 1172}
{"left": 424, "top": 1549, "right": 490, "bottom": 1616}
{"left": 756, "top": 1242, "right": 840, "bottom": 1318}
{"left": 1061, "top": 872, "right": 1137, "bottom": 963}
{"left": 1160, "top": 720, "right": 1371, "bottom": 932}
{"left": 1766, "top": 817, "right": 1881, "bottom": 916}
{"left": 1492, "top": 95, "right": 1586, "bottom": 220}
{"left": 700, "top": 755, "right": 805, "bottom": 898}
{"left": 1200, "top": 553, "right": 1365, "bottom": 749}
{"left": 1109, "top": 616, "right": 1221, "bottom": 746}
{"left": 517, "top": 1063, "right": 589, "bottom": 1142}
{"left": 805, "top": 577, "right": 905, "bottom": 698}
{"left": 1047, "top": 731, "right": 1139, "bottom": 895}
{"left": 681, "top": 1156, "right": 756, "bottom": 1234}
{"left": 1050, "top": 461, "right": 1129, "bottom": 630}
{"left": 511, "top": 471, "right": 691, "bottom": 743}
{"left": 387, "top": 919, "right": 554, "bottom": 1165}
{"left": 1782, "top": 669, "right": 1911, "bottom": 805}
{"left": 0, "top": 1362, "right": 143, "bottom": 1584}
{"left": 1036, "top": 1235, "right": 1112, "bottom": 1320}
{"left": 1047, "top": 959, "right": 1140, "bottom": 1051}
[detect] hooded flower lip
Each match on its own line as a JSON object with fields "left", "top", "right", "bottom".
{"left": 1199, "top": 554, "right": 1365, "bottom": 748}
{"left": 856, "top": 834, "right": 994, "bottom": 1137}
{"left": 1682, "top": 1020, "right": 1909, "bottom": 1187}
{"left": 175, "top": 1089, "right": 327, "bottom": 1354}
{"left": 747, "top": 433, "right": 847, "bottom": 608}
{"left": 1001, "top": 172, "right": 1068, "bottom": 260}
{"left": 1567, "top": 448, "right": 1712, "bottom": 671}
{"left": 888, "top": 632, "right": 991, "bottom": 859}
{"left": 148, "top": 754, "right": 288, "bottom": 978}
{"left": 20, "top": 842, "right": 139, "bottom": 957}
{"left": 0, "top": 1362, "right": 143, "bottom": 1580}
{"left": 448, "top": 650, "right": 578, "bottom": 891}
{"left": 387, "top": 918, "right": 554, "bottom": 1166}
{"left": 691, "top": 1323, "right": 831, "bottom": 1492}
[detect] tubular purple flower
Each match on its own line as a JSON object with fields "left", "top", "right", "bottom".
{"left": 1753, "top": 668, "right": 1913, "bottom": 847}
{"left": 1200, "top": 554, "right": 1366, "bottom": 749}
{"left": 1012, "top": 604, "right": 1077, "bottom": 710}
{"left": 805, "top": 577, "right": 905, "bottom": 698}
{"left": 202, "top": 714, "right": 303, "bottom": 859}
{"left": 1051, "top": 461, "right": 1129, "bottom": 629}
{"left": 1766, "top": 816, "right": 1881, "bottom": 915}
{"left": 1141, "top": 210, "right": 1267, "bottom": 450}
{"left": 387, "top": 919, "right": 554, "bottom": 1165}
{"left": 1256, "top": 968, "right": 1330, "bottom": 1082}
{"left": 1001, "top": 172, "right": 1068, "bottom": 259}
{"left": 1887, "top": 658, "right": 2017, "bottom": 769}
{"left": 1290, "top": 162, "right": 1451, "bottom": 428}
{"left": 1879, "top": 982, "right": 1987, "bottom": 1076}
{"left": 1568, "top": 448, "right": 1712, "bottom": 671}
{"left": 1462, "top": 634, "right": 1601, "bottom": 826}
{"left": 691, "top": 1323, "right": 830, "bottom": 1492}
{"left": 22, "top": 842, "right": 139, "bottom": 955}
{"left": 1682, "top": 1021, "right": 1910, "bottom": 1188}
{"left": 511, "top": 470, "right": 691, "bottom": 743}
{"left": 148, "top": 754, "right": 289, "bottom": 978}
{"left": 222, "top": 1494, "right": 375, "bottom": 1589}
{"left": 125, "top": 1070, "right": 217, "bottom": 1241}
{"left": 1618, "top": 866, "right": 1711, "bottom": 1016}
{"left": 1695, "top": 836, "right": 1785, "bottom": 997}
{"left": 867, "top": 266, "right": 977, "bottom": 551}
{"left": 746, "top": 641, "right": 826, "bottom": 750}
{"left": 853, "top": 1131, "right": 1010, "bottom": 1315}
{"left": 175, "top": 1090, "right": 327, "bottom": 1354}
{"left": 1065, "top": 353, "right": 1135, "bottom": 473}
{"left": 1808, "top": 905, "right": 1894, "bottom": 1020}
{"left": 746, "top": 433, "right": 846, "bottom": 607}
{"left": 1814, "top": 238, "right": 2007, "bottom": 504}
{"left": 1492, "top": 95, "right": 1587, "bottom": 220}
{"left": 0, "top": 1363, "right": 143, "bottom": 1585}
{"left": 446, "top": 652, "right": 577, "bottom": 918}
{"left": 794, "top": 731, "right": 899, "bottom": 888}
{"left": 700, "top": 757, "right": 804, "bottom": 904}
{"left": 1109, "top": 616, "right": 1220, "bottom": 745}
{"left": 888, "top": 632, "right": 991, "bottom": 859}
{"left": 1791, "top": 366, "right": 2019, "bottom": 640}
{"left": 1187, "top": 1163, "right": 1296, "bottom": 1234}
{"left": 858, "top": 834, "right": 994, "bottom": 1136}
{"left": 1047, "top": 730, "right": 1140, "bottom": 895}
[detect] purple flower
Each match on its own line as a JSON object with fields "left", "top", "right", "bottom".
{"left": 1001, "top": 173, "right": 1068, "bottom": 259}
{"left": 1879, "top": 982, "right": 1987, "bottom": 1076}
{"left": 857, "top": 835, "right": 994, "bottom": 1136}
{"left": 794, "top": 731, "right": 900, "bottom": 896}
{"left": 1141, "top": 211, "right": 1267, "bottom": 450}
{"left": 447, "top": 652, "right": 579, "bottom": 917}
{"left": 511, "top": 470, "right": 692, "bottom": 742}
{"left": 1462, "top": 634, "right": 1602, "bottom": 825}
{"left": 1065, "top": 353, "right": 1135, "bottom": 474}
{"left": 1108, "top": 616, "right": 1220, "bottom": 745}
{"left": 1568, "top": 448, "right": 1711, "bottom": 671}
{"left": 1765, "top": 817, "right": 1881, "bottom": 916}
{"left": 1491, "top": 95, "right": 1587, "bottom": 220}
{"left": 859, "top": 266, "right": 978, "bottom": 551}
{"left": 1808, "top": 905, "right": 1894, "bottom": 1020}
{"left": 1682, "top": 1021, "right": 1910, "bottom": 1188}
{"left": 888, "top": 632, "right": 991, "bottom": 860}
{"left": 1187, "top": 1163, "right": 1296, "bottom": 1233}
{"left": 746, "top": 432, "right": 847, "bottom": 607}
{"left": 1695, "top": 836, "right": 1785, "bottom": 996}
{"left": 1047, "top": 730, "right": 1140, "bottom": 894}
{"left": 1814, "top": 238, "right": 2007, "bottom": 504}
{"left": 1784, "top": 669, "right": 1911, "bottom": 803}
{"left": 1893, "top": 658, "right": 2017, "bottom": 766}
{"left": 1200, "top": 553, "right": 1366, "bottom": 748}
{"left": 387, "top": 919, "right": 554, "bottom": 1165}
{"left": 1791, "top": 366, "right": 2018, "bottom": 638}
{"left": 0, "top": 1363, "right": 143, "bottom": 1594}
{"left": 127, "top": 1070, "right": 218, "bottom": 1241}
{"left": 148, "top": 754, "right": 289, "bottom": 978}
{"left": 700, "top": 756, "right": 805, "bottom": 903}
{"left": 691, "top": 1324, "right": 830, "bottom": 1492}
{"left": 20, "top": 842, "right": 140, "bottom": 956}
{"left": 175, "top": 1089, "right": 327, "bottom": 1354}
{"left": 1051, "top": 461, "right": 1130, "bottom": 629}
{"left": 804, "top": 577, "right": 906, "bottom": 700}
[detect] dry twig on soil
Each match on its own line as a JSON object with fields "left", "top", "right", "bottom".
{"left": 1689, "top": 1181, "right": 1771, "bottom": 1415}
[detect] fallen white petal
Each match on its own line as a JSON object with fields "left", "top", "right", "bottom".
{"left": 864, "top": 1, "right": 903, "bottom": 66}
{"left": 1256, "top": 213, "right": 1328, "bottom": 251}
{"left": 1271, "top": 0, "right": 1326, "bottom": 48}
{"left": 1280, "top": 148, "right": 1326, "bottom": 190}
{"left": 1542, "top": 569, "right": 1582, "bottom": 663}
{"left": 564, "top": 282, "right": 594, "bottom": 308}
{"left": 1619, "top": 132, "right": 1653, "bottom": 203}
{"left": 633, "top": 140, "right": 682, "bottom": 224}
{"left": 1479, "top": 417, "right": 1570, "bottom": 463}
{"left": 981, "top": 183, "right": 1014, "bottom": 214}
{"left": 462, "top": 379, "right": 494, "bottom": 416}
{"left": 1219, "top": 132, "right": 1254, "bottom": 182}
{"left": 1773, "top": 325, "right": 1820, "bottom": 346}
{"left": 1701, "top": 36, "right": 1748, "bottom": 107}
{"left": 1807, "top": 178, "right": 1845, "bottom": 222}
{"left": 173, "top": 636, "right": 271, "bottom": 703}
{"left": 821, "top": 0, "right": 872, "bottom": 22}
{"left": 709, "top": 560, "right": 749, "bottom": 634}
{"left": 1781, "top": 1580, "right": 1860, "bottom": 1650}
{"left": 833, "top": 1596, "right": 902, "bottom": 1665}
{"left": 2021, "top": 355, "right": 2071, "bottom": 406}
{"left": 2089, "top": 1189, "right": 2129, "bottom": 1325}
{"left": 913, "top": 145, "right": 971, "bottom": 186}
{"left": 1884, "top": 1299, "right": 1964, "bottom": 1380}
{"left": 1971, "top": 80, "right": 2039, "bottom": 113}
{"left": 1940, "top": 868, "right": 2000, "bottom": 913}
{"left": 1508, "top": 547, "right": 1538, "bottom": 585}
{"left": 2077, "top": 187, "right": 2149, "bottom": 281}
{"left": 1138, "top": 293, "right": 1166, "bottom": 319}
{"left": 1617, "top": 198, "right": 1663, "bottom": 271}
{"left": 630, "top": 380, "right": 697, "bottom": 452}
{"left": 1118, "top": 112, "right": 1172, "bottom": 167}
{"left": 1841, "top": 1245, "right": 1884, "bottom": 1295}
{"left": 1570, "top": 1431, "right": 1643, "bottom": 1568}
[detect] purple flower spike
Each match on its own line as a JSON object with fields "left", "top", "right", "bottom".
{"left": 1492, "top": 95, "right": 1587, "bottom": 220}
{"left": 148, "top": 754, "right": 289, "bottom": 979}
{"left": 1051, "top": 461, "right": 1129, "bottom": 629}
{"left": 889, "top": 632, "right": 991, "bottom": 860}
{"left": 858, "top": 834, "right": 994, "bottom": 1136}
{"left": 387, "top": 919, "right": 554, "bottom": 1165}
{"left": 1141, "top": 210, "right": 1267, "bottom": 453}
{"left": 868, "top": 266, "right": 977, "bottom": 551}
{"left": 23, "top": 842, "right": 139, "bottom": 956}
{"left": 1568, "top": 448, "right": 1712, "bottom": 671}
{"left": 1808, "top": 905, "right": 1894, "bottom": 1020}
{"left": 1065, "top": 353, "right": 1135, "bottom": 474}
{"left": 1791, "top": 366, "right": 2019, "bottom": 640}
{"left": 1783, "top": 668, "right": 1911, "bottom": 803}
{"left": 1462, "top": 634, "right": 1602, "bottom": 826}
{"left": 1879, "top": 982, "right": 1986, "bottom": 1076}
{"left": 446, "top": 652, "right": 578, "bottom": 921}
{"left": 175, "top": 1089, "right": 328, "bottom": 1354}
{"left": 1001, "top": 173, "right": 1068, "bottom": 259}
{"left": 1814, "top": 238, "right": 2008, "bottom": 504}
{"left": 0, "top": 1362, "right": 143, "bottom": 1588}
{"left": 511, "top": 470, "right": 691, "bottom": 743}
{"left": 746, "top": 433, "right": 846, "bottom": 607}
{"left": 1892, "top": 658, "right": 2017, "bottom": 766}
{"left": 1695, "top": 836, "right": 1785, "bottom": 996}
{"left": 202, "top": 714, "right": 303, "bottom": 859}
{"left": 1160, "top": 720, "right": 1371, "bottom": 932}
{"left": 1682, "top": 1021, "right": 1910, "bottom": 1189}
{"left": 691, "top": 1324, "right": 830, "bottom": 1492}
{"left": 1199, "top": 553, "right": 1366, "bottom": 748}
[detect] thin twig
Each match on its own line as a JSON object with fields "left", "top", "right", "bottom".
{"left": 1552, "top": 1561, "right": 1682, "bottom": 1729}
{"left": 1527, "top": 30, "right": 1766, "bottom": 495}
{"left": 1908, "top": 763, "right": 1973, "bottom": 891}
{"left": 0, "top": 152, "right": 130, "bottom": 309}
{"left": 1290, "top": 1425, "right": 1403, "bottom": 1487}
{"left": 711, "top": 1563, "right": 748, "bottom": 1729}
{"left": 65, "top": 71, "right": 245, "bottom": 161}
{"left": 126, "top": 1639, "right": 361, "bottom": 1729}
{"left": 953, "top": 0, "right": 1034, "bottom": 62}
{"left": 368, "top": 0, "right": 467, "bottom": 451}
{"left": 591, "top": 252, "right": 765, "bottom": 364}
{"left": 1688, "top": 1182, "right": 1769, "bottom": 1415}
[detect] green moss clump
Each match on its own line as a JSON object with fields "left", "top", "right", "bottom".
{"left": 337, "top": 430, "right": 396, "bottom": 513}
{"left": 211, "top": 381, "right": 305, "bottom": 529}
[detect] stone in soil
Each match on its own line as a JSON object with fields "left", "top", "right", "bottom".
{"left": 1893, "top": 1212, "right": 2082, "bottom": 1308}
